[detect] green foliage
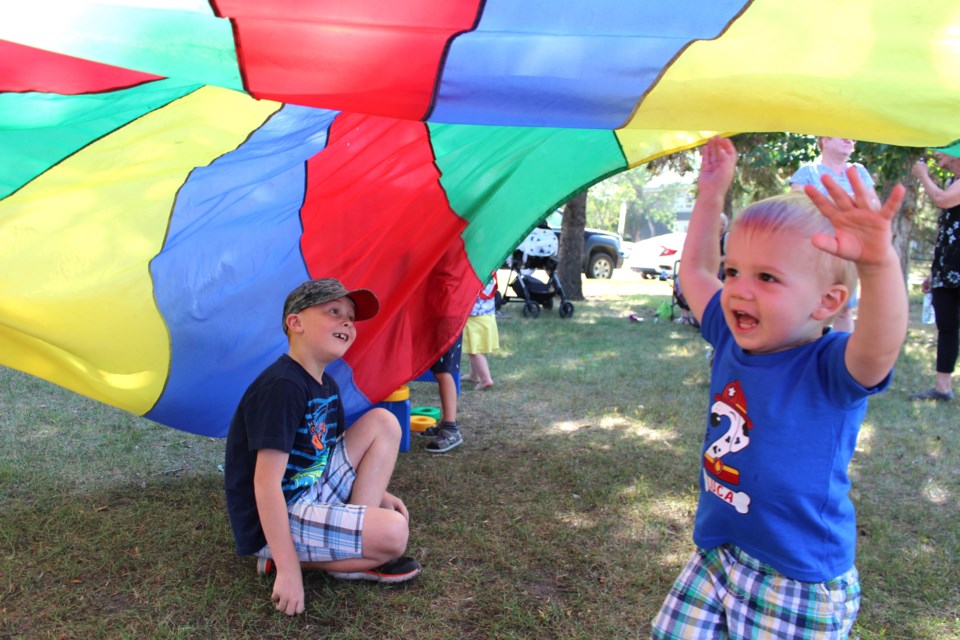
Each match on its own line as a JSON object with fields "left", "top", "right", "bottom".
{"left": 642, "top": 133, "right": 940, "bottom": 271}
{"left": 585, "top": 171, "right": 633, "bottom": 231}
{"left": 729, "top": 132, "right": 816, "bottom": 201}
{"left": 590, "top": 133, "right": 939, "bottom": 252}
{"left": 586, "top": 165, "right": 693, "bottom": 241}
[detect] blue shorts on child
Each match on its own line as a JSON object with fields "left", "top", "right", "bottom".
{"left": 430, "top": 335, "right": 463, "bottom": 375}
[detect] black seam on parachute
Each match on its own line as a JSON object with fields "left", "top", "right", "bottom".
{"left": 142, "top": 100, "right": 286, "bottom": 419}
{"left": 295, "top": 114, "right": 315, "bottom": 276}
{"left": 617, "top": 0, "right": 754, "bottom": 130}
{"left": 2, "top": 82, "right": 200, "bottom": 200}
{"left": 422, "top": 0, "right": 488, "bottom": 122}
{"left": 3, "top": 75, "right": 166, "bottom": 97}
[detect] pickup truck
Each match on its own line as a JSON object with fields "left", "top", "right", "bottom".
{"left": 544, "top": 211, "right": 626, "bottom": 279}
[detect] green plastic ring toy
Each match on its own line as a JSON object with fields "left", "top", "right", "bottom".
{"left": 411, "top": 406, "right": 441, "bottom": 420}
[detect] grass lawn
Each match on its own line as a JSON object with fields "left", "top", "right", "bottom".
{"left": 1, "top": 271, "right": 957, "bottom": 639}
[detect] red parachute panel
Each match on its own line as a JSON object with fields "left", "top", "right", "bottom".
{"left": 215, "top": 0, "right": 483, "bottom": 119}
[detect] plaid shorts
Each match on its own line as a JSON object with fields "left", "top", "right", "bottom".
{"left": 257, "top": 439, "right": 365, "bottom": 563}
{"left": 651, "top": 544, "right": 860, "bottom": 639}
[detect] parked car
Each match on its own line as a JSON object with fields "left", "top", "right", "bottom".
{"left": 544, "top": 211, "right": 626, "bottom": 279}
{"left": 628, "top": 231, "right": 685, "bottom": 280}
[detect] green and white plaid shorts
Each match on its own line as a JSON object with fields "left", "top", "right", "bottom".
{"left": 651, "top": 544, "right": 860, "bottom": 639}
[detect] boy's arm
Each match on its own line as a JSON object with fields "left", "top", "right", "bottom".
{"left": 679, "top": 136, "right": 737, "bottom": 322}
{"left": 804, "top": 170, "right": 908, "bottom": 388}
{"left": 254, "top": 449, "right": 305, "bottom": 616}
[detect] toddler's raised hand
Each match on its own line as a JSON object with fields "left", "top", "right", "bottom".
{"left": 804, "top": 167, "right": 905, "bottom": 269}
{"left": 697, "top": 136, "right": 738, "bottom": 199}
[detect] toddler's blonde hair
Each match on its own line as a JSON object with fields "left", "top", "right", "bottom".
{"left": 730, "top": 193, "right": 857, "bottom": 294}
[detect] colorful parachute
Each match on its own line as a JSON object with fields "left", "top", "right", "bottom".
{"left": 1, "top": 1, "right": 959, "bottom": 437}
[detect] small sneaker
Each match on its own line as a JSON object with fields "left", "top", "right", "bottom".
{"left": 256, "top": 557, "right": 276, "bottom": 576}
{"left": 426, "top": 427, "right": 463, "bottom": 454}
{"left": 909, "top": 388, "right": 954, "bottom": 401}
{"left": 328, "top": 556, "right": 421, "bottom": 583}
{"left": 416, "top": 420, "right": 458, "bottom": 439}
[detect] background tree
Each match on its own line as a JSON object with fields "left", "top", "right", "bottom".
{"left": 732, "top": 134, "right": 924, "bottom": 279}
{"left": 554, "top": 134, "right": 931, "bottom": 301}
{"left": 587, "top": 166, "right": 690, "bottom": 240}
{"left": 585, "top": 173, "right": 630, "bottom": 232}
{"left": 557, "top": 190, "right": 587, "bottom": 300}
{"left": 652, "top": 133, "right": 928, "bottom": 280}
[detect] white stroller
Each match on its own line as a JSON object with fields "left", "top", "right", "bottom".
{"left": 502, "top": 225, "right": 575, "bottom": 319}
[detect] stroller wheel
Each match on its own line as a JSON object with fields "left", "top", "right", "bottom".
{"left": 558, "top": 301, "right": 575, "bottom": 319}
{"left": 522, "top": 301, "right": 541, "bottom": 318}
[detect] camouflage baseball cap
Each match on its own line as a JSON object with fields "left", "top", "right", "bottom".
{"left": 282, "top": 278, "right": 379, "bottom": 332}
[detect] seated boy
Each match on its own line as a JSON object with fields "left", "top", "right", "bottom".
{"left": 224, "top": 278, "right": 420, "bottom": 617}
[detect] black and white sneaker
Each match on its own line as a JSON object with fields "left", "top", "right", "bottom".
{"left": 416, "top": 420, "right": 459, "bottom": 439}
{"left": 425, "top": 427, "right": 463, "bottom": 454}
{"left": 328, "top": 556, "right": 421, "bottom": 583}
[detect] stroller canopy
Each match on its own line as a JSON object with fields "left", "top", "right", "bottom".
{"left": 517, "top": 227, "right": 559, "bottom": 259}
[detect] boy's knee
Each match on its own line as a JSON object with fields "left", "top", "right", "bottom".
{"left": 355, "top": 407, "right": 401, "bottom": 439}
{"left": 365, "top": 509, "right": 409, "bottom": 559}
{"left": 383, "top": 512, "right": 409, "bottom": 556}
{"left": 370, "top": 406, "right": 399, "bottom": 425}
{"left": 371, "top": 407, "right": 401, "bottom": 440}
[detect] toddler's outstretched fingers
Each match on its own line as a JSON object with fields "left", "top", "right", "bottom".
{"left": 879, "top": 183, "right": 907, "bottom": 219}
{"left": 819, "top": 174, "right": 856, "bottom": 208}
{"left": 802, "top": 183, "right": 836, "bottom": 216}
{"left": 845, "top": 166, "right": 873, "bottom": 204}
{"left": 811, "top": 232, "right": 841, "bottom": 257}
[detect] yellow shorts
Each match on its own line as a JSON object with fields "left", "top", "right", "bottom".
{"left": 463, "top": 315, "right": 499, "bottom": 355}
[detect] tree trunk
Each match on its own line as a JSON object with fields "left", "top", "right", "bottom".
{"left": 558, "top": 190, "right": 587, "bottom": 300}
{"left": 892, "top": 181, "right": 918, "bottom": 284}
{"left": 889, "top": 156, "right": 919, "bottom": 284}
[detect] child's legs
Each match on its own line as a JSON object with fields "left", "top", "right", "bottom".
{"left": 430, "top": 335, "right": 462, "bottom": 425}
{"left": 256, "top": 444, "right": 369, "bottom": 570}
{"left": 651, "top": 548, "right": 727, "bottom": 639}
{"left": 463, "top": 334, "right": 480, "bottom": 382}
{"left": 434, "top": 372, "right": 458, "bottom": 424}
{"left": 468, "top": 353, "right": 492, "bottom": 385}
{"left": 335, "top": 425, "right": 409, "bottom": 565}
{"left": 342, "top": 407, "right": 400, "bottom": 506}
{"left": 464, "top": 317, "right": 496, "bottom": 388}
{"left": 262, "top": 426, "right": 409, "bottom": 570}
